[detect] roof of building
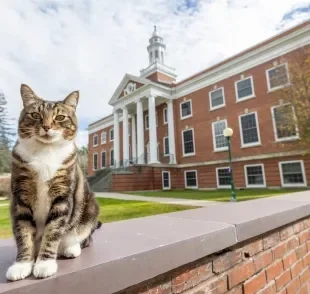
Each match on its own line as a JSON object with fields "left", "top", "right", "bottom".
{"left": 88, "top": 113, "right": 113, "bottom": 128}
{"left": 176, "top": 20, "right": 310, "bottom": 86}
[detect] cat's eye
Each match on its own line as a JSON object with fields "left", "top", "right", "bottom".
{"left": 31, "top": 112, "right": 41, "bottom": 120}
{"left": 55, "top": 115, "right": 65, "bottom": 121}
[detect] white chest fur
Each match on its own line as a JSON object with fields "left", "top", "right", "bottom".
{"left": 15, "top": 138, "right": 74, "bottom": 238}
{"left": 15, "top": 138, "right": 74, "bottom": 182}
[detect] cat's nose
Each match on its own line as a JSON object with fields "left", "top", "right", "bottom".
{"left": 43, "top": 126, "right": 51, "bottom": 132}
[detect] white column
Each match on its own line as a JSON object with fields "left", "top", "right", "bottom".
{"left": 113, "top": 110, "right": 120, "bottom": 167}
{"left": 122, "top": 106, "right": 129, "bottom": 165}
{"left": 136, "top": 99, "right": 145, "bottom": 164}
{"left": 131, "top": 115, "right": 137, "bottom": 160}
{"left": 148, "top": 94, "right": 159, "bottom": 164}
{"left": 167, "top": 100, "right": 176, "bottom": 164}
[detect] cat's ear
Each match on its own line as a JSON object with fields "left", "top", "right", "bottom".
{"left": 63, "top": 90, "right": 79, "bottom": 111}
{"left": 20, "top": 84, "right": 41, "bottom": 108}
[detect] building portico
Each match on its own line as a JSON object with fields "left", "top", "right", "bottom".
{"left": 111, "top": 92, "right": 176, "bottom": 167}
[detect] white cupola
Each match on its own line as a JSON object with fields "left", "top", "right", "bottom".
{"left": 147, "top": 26, "right": 166, "bottom": 65}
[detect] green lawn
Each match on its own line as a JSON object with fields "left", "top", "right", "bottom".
{"left": 0, "top": 198, "right": 195, "bottom": 239}
{"left": 126, "top": 188, "right": 308, "bottom": 202}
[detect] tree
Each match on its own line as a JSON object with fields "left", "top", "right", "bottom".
{"left": 276, "top": 46, "right": 310, "bottom": 152}
{"left": 78, "top": 146, "right": 88, "bottom": 176}
{"left": 0, "top": 91, "right": 16, "bottom": 174}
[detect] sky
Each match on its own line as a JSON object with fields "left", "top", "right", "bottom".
{"left": 0, "top": 0, "right": 309, "bottom": 148}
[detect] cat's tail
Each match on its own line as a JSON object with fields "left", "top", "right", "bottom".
{"left": 96, "top": 221, "right": 102, "bottom": 230}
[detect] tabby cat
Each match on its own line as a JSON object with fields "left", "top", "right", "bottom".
{"left": 6, "top": 84, "right": 101, "bottom": 281}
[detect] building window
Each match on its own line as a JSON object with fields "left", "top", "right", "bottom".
{"left": 93, "top": 135, "right": 98, "bottom": 147}
{"left": 109, "top": 128, "right": 114, "bottom": 141}
{"left": 216, "top": 167, "right": 231, "bottom": 188}
{"left": 101, "top": 132, "right": 107, "bottom": 144}
{"left": 266, "top": 63, "right": 289, "bottom": 91}
{"left": 93, "top": 153, "right": 98, "bottom": 170}
{"left": 239, "top": 112, "right": 261, "bottom": 147}
{"left": 244, "top": 164, "right": 266, "bottom": 187}
{"left": 209, "top": 87, "right": 225, "bottom": 110}
{"left": 145, "top": 112, "right": 158, "bottom": 130}
{"left": 145, "top": 115, "right": 149, "bottom": 130}
{"left": 212, "top": 120, "right": 228, "bottom": 151}
{"left": 279, "top": 161, "right": 306, "bottom": 187}
{"left": 184, "top": 170, "right": 198, "bottom": 189}
{"left": 110, "top": 149, "right": 114, "bottom": 166}
{"left": 163, "top": 108, "right": 168, "bottom": 124}
{"left": 155, "top": 50, "right": 159, "bottom": 59}
{"left": 163, "top": 136, "right": 169, "bottom": 156}
{"left": 182, "top": 129, "right": 195, "bottom": 156}
{"left": 162, "top": 171, "right": 171, "bottom": 190}
{"left": 271, "top": 104, "right": 298, "bottom": 142}
{"left": 180, "top": 100, "right": 192, "bottom": 120}
{"left": 101, "top": 151, "right": 106, "bottom": 168}
{"left": 235, "top": 77, "right": 255, "bottom": 101}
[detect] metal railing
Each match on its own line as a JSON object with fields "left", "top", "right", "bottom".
{"left": 111, "top": 153, "right": 175, "bottom": 171}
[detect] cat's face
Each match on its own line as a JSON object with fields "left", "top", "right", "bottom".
{"left": 18, "top": 84, "right": 79, "bottom": 144}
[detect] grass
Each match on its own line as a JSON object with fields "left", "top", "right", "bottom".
{"left": 0, "top": 198, "right": 195, "bottom": 239}
{"left": 126, "top": 188, "right": 308, "bottom": 202}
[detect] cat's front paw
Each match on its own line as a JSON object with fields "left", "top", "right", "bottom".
{"left": 63, "top": 243, "right": 81, "bottom": 258}
{"left": 6, "top": 261, "right": 34, "bottom": 281}
{"left": 33, "top": 260, "right": 57, "bottom": 279}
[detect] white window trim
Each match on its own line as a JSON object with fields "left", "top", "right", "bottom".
{"left": 209, "top": 87, "right": 226, "bottom": 111}
{"left": 235, "top": 76, "right": 255, "bottom": 102}
{"left": 101, "top": 151, "right": 106, "bottom": 169}
{"left": 180, "top": 100, "right": 193, "bottom": 120}
{"left": 163, "top": 136, "right": 169, "bottom": 157}
{"left": 163, "top": 108, "right": 168, "bottom": 125}
{"left": 93, "top": 152, "right": 98, "bottom": 171}
{"left": 184, "top": 170, "right": 198, "bottom": 189}
{"left": 182, "top": 128, "right": 196, "bottom": 157}
{"left": 109, "top": 128, "right": 114, "bottom": 142}
{"left": 244, "top": 164, "right": 266, "bottom": 188}
{"left": 93, "top": 134, "right": 98, "bottom": 147}
{"left": 110, "top": 148, "right": 114, "bottom": 167}
{"left": 162, "top": 171, "right": 171, "bottom": 190}
{"left": 271, "top": 104, "right": 299, "bottom": 143}
{"left": 216, "top": 167, "right": 231, "bottom": 189}
{"left": 101, "top": 131, "right": 107, "bottom": 144}
{"left": 212, "top": 119, "right": 228, "bottom": 152}
{"left": 266, "top": 62, "right": 290, "bottom": 92}
{"left": 238, "top": 111, "right": 261, "bottom": 148}
{"left": 279, "top": 160, "right": 307, "bottom": 188}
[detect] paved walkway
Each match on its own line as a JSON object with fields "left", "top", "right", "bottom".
{"left": 95, "top": 192, "right": 219, "bottom": 207}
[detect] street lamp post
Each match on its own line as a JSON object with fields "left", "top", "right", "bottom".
{"left": 223, "top": 127, "right": 236, "bottom": 202}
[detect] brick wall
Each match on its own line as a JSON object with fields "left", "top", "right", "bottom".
{"left": 109, "top": 154, "right": 310, "bottom": 192}
{"left": 173, "top": 48, "right": 307, "bottom": 166}
{"left": 116, "top": 217, "right": 310, "bottom": 294}
{"left": 146, "top": 71, "right": 175, "bottom": 84}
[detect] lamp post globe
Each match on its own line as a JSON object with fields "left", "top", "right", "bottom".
{"left": 223, "top": 127, "right": 233, "bottom": 138}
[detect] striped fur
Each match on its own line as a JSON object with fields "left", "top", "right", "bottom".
{"left": 6, "top": 84, "right": 100, "bottom": 281}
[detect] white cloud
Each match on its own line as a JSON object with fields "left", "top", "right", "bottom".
{"left": 0, "top": 0, "right": 309, "bottom": 144}
{"left": 75, "top": 129, "right": 89, "bottom": 148}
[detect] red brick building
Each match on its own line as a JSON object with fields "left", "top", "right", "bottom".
{"left": 88, "top": 21, "right": 310, "bottom": 192}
